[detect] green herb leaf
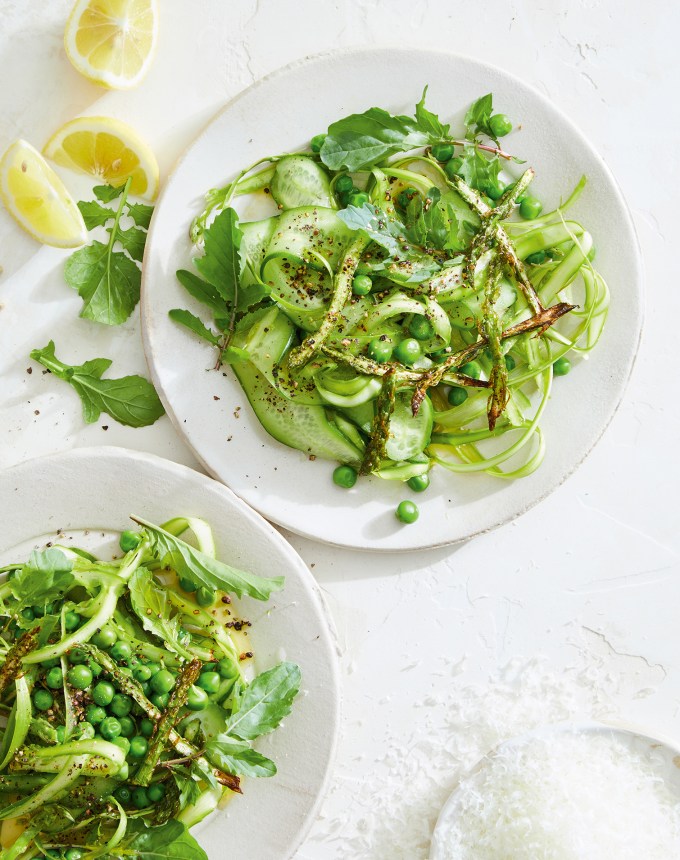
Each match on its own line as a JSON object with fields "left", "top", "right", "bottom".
{"left": 226, "top": 662, "right": 301, "bottom": 740}
{"left": 320, "top": 107, "right": 430, "bottom": 172}
{"left": 458, "top": 145, "right": 500, "bottom": 194}
{"left": 126, "top": 202, "right": 154, "bottom": 229}
{"left": 64, "top": 240, "right": 141, "bottom": 326}
{"left": 168, "top": 309, "right": 220, "bottom": 345}
{"left": 403, "top": 193, "right": 449, "bottom": 250}
{"left": 128, "top": 569, "right": 193, "bottom": 660}
{"left": 444, "top": 203, "right": 478, "bottom": 252}
{"left": 414, "top": 86, "right": 450, "bottom": 139}
{"left": 77, "top": 200, "right": 113, "bottom": 230}
{"left": 124, "top": 819, "right": 208, "bottom": 860}
{"left": 93, "top": 184, "right": 125, "bottom": 203}
{"left": 464, "top": 93, "right": 494, "bottom": 140}
{"left": 132, "top": 517, "right": 284, "bottom": 600}
{"left": 337, "top": 203, "right": 405, "bottom": 257}
{"left": 205, "top": 735, "right": 277, "bottom": 777}
{"left": 176, "top": 269, "right": 226, "bottom": 316}
{"left": 10, "top": 549, "right": 74, "bottom": 608}
{"left": 194, "top": 207, "right": 244, "bottom": 306}
{"left": 30, "top": 341, "right": 165, "bottom": 428}
{"left": 114, "top": 225, "right": 147, "bottom": 262}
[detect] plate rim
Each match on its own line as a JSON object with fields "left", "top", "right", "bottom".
{"left": 0, "top": 445, "right": 342, "bottom": 860}
{"left": 140, "top": 46, "right": 644, "bottom": 553}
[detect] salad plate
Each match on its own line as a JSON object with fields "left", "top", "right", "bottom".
{"left": 0, "top": 446, "right": 340, "bottom": 860}
{"left": 141, "top": 48, "right": 642, "bottom": 551}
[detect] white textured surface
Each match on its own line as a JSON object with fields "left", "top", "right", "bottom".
{"left": 1, "top": 1, "right": 679, "bottom": 857}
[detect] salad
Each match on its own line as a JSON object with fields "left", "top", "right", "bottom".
{"left": 171, "top": 90, "right": 609, "bottom": 507}
{"left": 0, "top": 517, "right": 300, "bottom": 859}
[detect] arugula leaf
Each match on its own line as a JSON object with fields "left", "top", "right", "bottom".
{"left": 77, "top": 200, "right": 113, "bottom": 230}
{"left": 403, "top": 193, "right": 449, "bottom": 250}
{"left": 175, "top": 269, "right": 226, "bottom": 316}
{"left": 320, "top": 107, "right": 431, "bottom": 172}
{"left": 128, "top": 569, "right": 193, "bottom": 660}
{"left": 414, "top": 86, "right": 450, "bottom": 139}
{"left": 337, "top": 203, "right": 405, "bottom": 257}
{"left": 127, "top": 202, "right": 154, "bottom": 229}
{"left": 30, "top": 341, "right": 165, "bottom": 428}
{"left": 168, "top": 309, "right": 220, "bottom": 345}
{"left": 194, "top": 207, "right": 244, "bottom": 306}
{"left": 464, "top": 93, "right": 494, "bottom": 139}
{"left": 133, "top": 516, "right": 284, "bottom": 600}
{"left": 458, "top": 145, "right": 501, "bottom": 194}
{"left": 172, "top": 767, "right": 202, "bottom": 807}
{"left": 444, "top": 203, "right": 478, "bottom": 252}
{"left": 227, "top": 662, "right": 301, "bottom": 740}
{"left": 124, "top": 820, "right": 208, "bottom": 860}
{"left": 93, "top": 184, "right": 124, "bottom": 203}
{"left": 114, "top": 225, "right": 147, "bottom": 262}
{"left": 64, "top": 240, "right": 141, "bottom": 325}
{"left": 205, "top": 734, "right": 277, "bottom": 777}
{"left": 10, "top": 549, "right": 74, "bottom": 608}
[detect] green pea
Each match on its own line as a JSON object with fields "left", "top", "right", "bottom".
{"left": 114, "top": 786, "right": 131, "bottom": 804}
{"left": 147, "top": 783, "right": 166, "bottom": 803}
{"left": 504, "top": 354, "right": 516, "bottom": 371}
{"left": 151, "top": 692, "right": 170, "bottom": 710}
{"left": 394, "top": 338, "right": 421, "bottom": 366}
{"left": 196, "top": 587, "right": 215, "bottom": 607}
{"left": 92, "top": 628, "right": 117, "bottom": 649}
{"left": 42, "top": 657, "right": 60, "bottom": 669}
{"left": 110, "top": 694, "right": 133, "bottom": 718}
{"left": 444, "top": 157, "right": 463, "bottom": 179}
{"left": 187, "top": 685, "right": 209, "bottom": 711}
{"left": 128, "top": 735, "right": 149, "bottom": 759}
{"left": 131, "top": 787, "right": 149, "bottom": 809}
{"left": 395, "top": 500, "right": 419, "bottom": 524}
{"left": 485, "top": 182, "right": 505, "bottom": 201}
{"left": 33, "top": 601, "right": 56, "bottom": 617}
{"left": 333, "top": 465, "right": 357, "bottom": 489}
{"left": 352, "top": 274, "right": 373, "bottom": 296}
{"left": 33, "top": 689, "right": 53, "bottom": 711}
{"left": 112, "top": 736, "right": 130, "bottom": 755}
{"left": 85, "top": 704, "right": 106, "bottom": 725}
{"left": 409, "top": 316, "right": 434, "bottom": 341}
{"left": 133, "top": 664, "right": 153, "bottom": 683}
{"left": 489, "top": 113, "right": 513, "bottom": 137}
{"left": 525, "top": 250, "right": 547, "bottom": 265}
{"left": 63, "top": 611, "right": 81, "bottom": 631}
{"left": 110, "top": 641, "right": 132, "bottom": 662}
{"left": 92, "top": 681, "right": 115, "bottom": 707}
{"left": 99, "top": 716, "right": 121, "bottom": 741}
{"left": 367, "top": 337, "right": 393, "bottom": 363}
{"left": 56, "top": 725, "right": 66, "bottom": 743}
{"left": 119, "top": 530, "right": 141, "bottom": 552}
{"left": 459, "top": 361, "right": 481, "bottom": 379}
{"left": 218, "top": 658, "right": 238, "bottom": 679}
{"left": 65, "top": 849, "right": 84, "bottom": 860}
{"left": 140, "top": 718, "right": 155, "bottom": 738}
{"left": 397, "top": 187, "right": 419, "bottom": 209}
{"left": 197, "top": 671, "right": 221, "bottom": 694}
{"left": 447, "top": 386, "right": 468, "bottom": 407}
{"left": 553, "top": 356, "right": 572, "bottom": 376}
{"left": 178, "top": 577, "right": 197, "bottom": 593}
{"left": 519, "top": 196, "right": 543, "bottom": 220}
{"left": 67, "top": 664, "right": 92, "bottom": 690}
{"left": 46, "top": 667, "right": 63, "bottom": 689}
{"left": 145, "top": 662, "right": 161, "bottom": 677}
{"left": 407, "top": 473, "right": 430, "bottom": 493}
{"left": 118, "top": 716, "right": 136, "bottom": 738}
{"left": 431, "top": 142, "right": 454, "bottom": 162}
{"left": 335, "top": 174, "right": 354, "bottom": 194}
{"left": 310, "top": 133, "right": 326, "bottom": 153}
{"left": 20, "top": 607, "right": 35, "bottom": 622}
{"left": 348, "top": 191, "right": 369, "bottom": 207}
{"left": 68, "top": 646, "right": 88, "bottom": 665}
{"left": 150, "top": 669, "right": 175, "bottom": 695}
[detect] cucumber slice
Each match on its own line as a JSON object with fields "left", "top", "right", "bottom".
{"left": 315, "top": 375, "right": 382, "bottom": 408}
{"left": 342, "top": 400, "right": 375, "bottom": 434}
{"left": 332, "top": 413, "right": 366, "bottom": 451}
{"left": 240, "top": 218, "right": 277, "bottom": 288}
{"left": 232, "top": 361, "right": 363, "bottom": 466}
{"left": 385, "top": 392, "right": 434, "bottom": 461}
{"left": 271, "top": 156, "right": 333, "bottom": 210}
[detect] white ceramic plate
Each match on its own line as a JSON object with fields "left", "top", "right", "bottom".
{"left": 141, "top": 48, "right": 643, "bottom": 551}
{"left": 0, "top": 447, "right": 340, "bottom": 860}
{"left": 430, "top": 721, "right": 680, "bottom": 858}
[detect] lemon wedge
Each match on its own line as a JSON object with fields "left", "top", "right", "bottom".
{"left": 64, "top": 0, "right": 158, "bottom": 90}
{"left": 43, "top": 116, "right": 159, "bottom": 200}
{"left": 0, "top": 140, "right": 87, "bottom": 248}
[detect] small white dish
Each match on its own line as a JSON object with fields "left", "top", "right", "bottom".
{"left": 430, "top": 721, "right": 680, "bottom": 859}
{"left": 0, "top": 446, "right": 340, "bottom": 860}
{"left": 141, "top": 48, "right": 643, "bottom": 551}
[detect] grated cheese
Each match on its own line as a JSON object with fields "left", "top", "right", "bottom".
{"left": 434, "top": 730, "right": 680, "bottom": 859}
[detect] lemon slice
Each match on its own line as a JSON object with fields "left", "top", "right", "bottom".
{"left": 0, "top": 140, "right": 87, "bottom": 248}
{"left": 43, "top": 116, "right": 159, "bottom": 200}
{"left": 64, "top": 0, "right": 158, "bottom": 90}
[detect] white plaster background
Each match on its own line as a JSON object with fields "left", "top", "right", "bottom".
{"left": 0, "top": 1, "right": 678, "bottom": 857}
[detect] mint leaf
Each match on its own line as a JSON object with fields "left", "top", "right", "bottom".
{"left": 337, "top": 202, "right": 405, "bottom": 257}
{"left": 115, "top": 225, "right": 147, "bottom": 262}
{"left": 227, "top": 662, "right": 301, "bottom": 740}
{"left": 77, "top": 200, "right": 113, "bottom": 230}
{"left": 127, "top": 202, "right": 154, "bottom": 229}
{"left": 10, "top": 549, "right": 74, "bottom": 609}
{"left": 169, "top": 309, "right": 220, "bottom": 345}
{"left": 93, "top": 184, "right": 125, "bottom": 203}
{"left": 414, "top": 86, "right": 450, "bottom": 139}
{"left": 465, "top": 93, "right": 494, "bottom": 139}
{"left": 124, "top": 820, "right": 208, "bottom": 860}
{"left": 64, "top": 240, "right": 141, "bottom": 325}
{"left": 30, "top": 341, "right": 165, "bottom": 428}
{"left": 205, "top": 735, "right": 277, "bottom": 777}
{"left": 132, "top": 516, "right": 284, "bottom": 601}
{"left": 129, "top": 569, "right": 193, "bottom": 660}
